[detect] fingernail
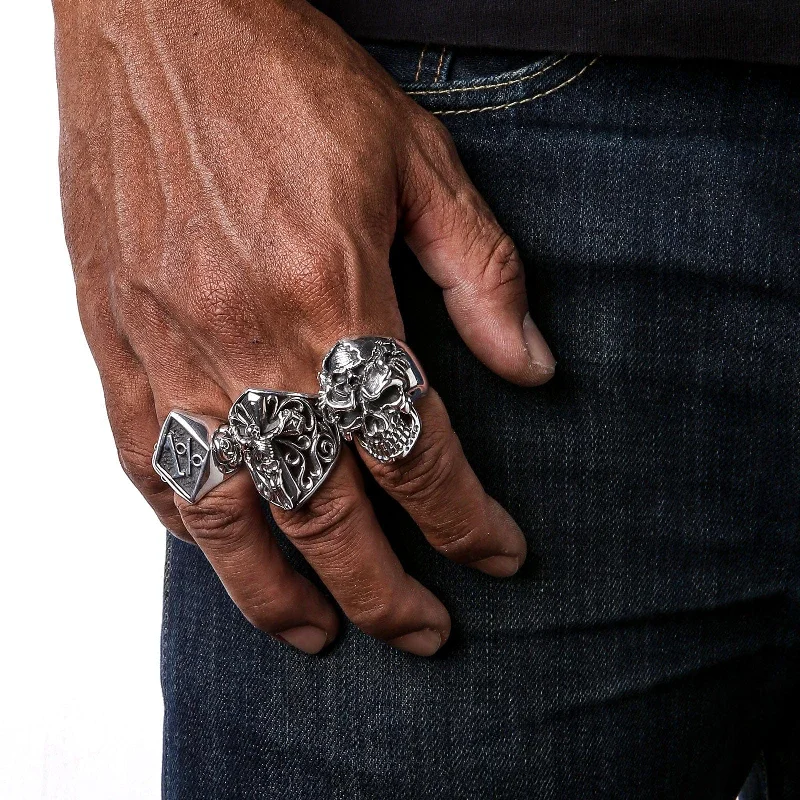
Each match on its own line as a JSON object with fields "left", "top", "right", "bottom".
{"left": 389, "top": 628, "right": 443, "bottom": 657}
{"left": 471, "top": 554, "right": 520, "bottom": 577}
{"left": 275, "top": 625, "right": 329, "bottom": 654}
{"left": 523, "top": 313, "right": 556, "bottom": 376}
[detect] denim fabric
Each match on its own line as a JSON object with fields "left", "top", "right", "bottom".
{"left": 162, "top": 47, "right": 800, "bottom": 799}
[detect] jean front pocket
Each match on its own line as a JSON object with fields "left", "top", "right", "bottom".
{"left": 401, "top": 51, "right": 599, "bottom": 117}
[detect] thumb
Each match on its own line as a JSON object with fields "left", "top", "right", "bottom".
{"left": 401, "top": 123, "right": 555, "bottom": 386}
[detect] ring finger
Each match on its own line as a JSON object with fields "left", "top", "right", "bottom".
{"left": 363, "top": 389, "right": 529, "bottom": 577}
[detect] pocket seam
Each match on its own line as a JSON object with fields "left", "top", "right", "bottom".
{"left": 407, "top": 54, "right": 568, "bottom": 96}
{"left": 431, "top": 56, "right": 600, "bottom": 116}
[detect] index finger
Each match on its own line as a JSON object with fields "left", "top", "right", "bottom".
{"left": 364, "top": 389, "right": 528, "bottom": 577}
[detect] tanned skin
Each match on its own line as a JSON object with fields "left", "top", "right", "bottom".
{"left": 54, "top": 0, "right": 555, "bottom": 655}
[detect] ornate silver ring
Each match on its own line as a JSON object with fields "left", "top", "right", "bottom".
{"left": 227, "top": 389, "right": 341, "bottom": 511}
{"left": 318, "top": 336, "right": 429, "bottom": 462}
{"left": 153, "top": 411, "right": 242, "bottom": 504}
{"left": 154, "top": 337, "right": 425, "bottom": 507}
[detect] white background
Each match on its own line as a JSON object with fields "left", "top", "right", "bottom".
{"left": 1, "top": 5, "right": 164, "bottom": 798}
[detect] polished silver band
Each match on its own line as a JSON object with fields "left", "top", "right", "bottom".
{"left": 227, "top": 389, "right": 341, "bottom": 511}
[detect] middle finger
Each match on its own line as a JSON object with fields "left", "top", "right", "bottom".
{"left": 365, "top": 389, "right": 529, "bottom": 577}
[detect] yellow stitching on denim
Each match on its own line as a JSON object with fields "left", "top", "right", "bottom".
{"left": 407, "top": 54, "right": 569, "bottom": 96}
{"left": 414, "top": 45, "right": 427, "bottom": 83}
{"left": 432, "top": 57, "right": 599, "bottom": 116}
{"left": 433, "top": 47, "right": 446, "bottom": 83}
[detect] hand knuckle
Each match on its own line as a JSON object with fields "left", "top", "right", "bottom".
{"left": 416, "top": 113, "right": 457, "bottom": 162}
{"left": 111, "top": 274, "right": 170, "bottom": 335}
{"left": 185, "top": 273, "right": 255, "bottom": 343}
{"left": 239, "top": 592, "right": 287, "bottom": 633}
{"left": 112, "top": 266, "right": 156, "bottom": 306}
{"left": 117, "top": 444, "right": 161, "bottom": 493}
{"left": 287, "top": 251, "right": 338, "bottom": 301}
{"left": 468, "top": 231, "right": 524, "bottom": 294}
{"left": 154, "top": 497, "right": 188, "bottom": 533}
{"left": 372, "top": 428, "right": 455, "bottom": 504}
{"left": 282, "top": 249, "right": 350, "bottom": 330}
{"left": 433, "top": 520, "right": 482, "bottom": 558}
{"left": 280, "top": 492, "right": 358, "bottom": 545}
{"left": 348, "top": 598, "right": 395, "bottom": 636}
{"left": 179, "top": 491, "right": 245, "bottom": 544}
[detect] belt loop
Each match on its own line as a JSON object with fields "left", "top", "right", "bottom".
{"left": 413, "top": 45, "right": 428, "bottom": 82}
{"left": 433, "top": 46, "right": 454, "bottom": 83}
{"left": 415, "top": 45, "right": 454, "bottom": 83}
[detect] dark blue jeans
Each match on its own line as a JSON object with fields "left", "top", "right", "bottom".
{"left": 162, "top": 46, "right": 800, "bottom": 799}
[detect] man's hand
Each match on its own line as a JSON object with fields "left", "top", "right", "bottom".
{"left": 55, "top": 0, "right": 555, "bottom": 655}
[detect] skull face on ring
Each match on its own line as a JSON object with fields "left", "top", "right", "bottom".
{"left": 318, "top": 337, "right": 425, "bottom": 462}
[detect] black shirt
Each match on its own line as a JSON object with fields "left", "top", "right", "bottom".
{"left": 313, "top": 1, "right": 800, "bottom": 65}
